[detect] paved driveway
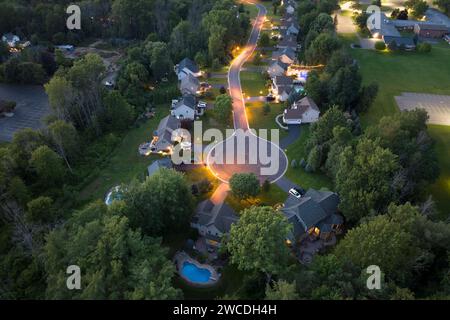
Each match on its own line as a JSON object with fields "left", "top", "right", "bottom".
{"left": 395, "top": 93, "right": 450, "bottom": 126}
{"left": 0, "top": 84, "right": 49, "bottom": 142}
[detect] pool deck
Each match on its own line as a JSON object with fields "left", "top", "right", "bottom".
{"left": 173, "top": 251, "right": 220, "bottom": 287}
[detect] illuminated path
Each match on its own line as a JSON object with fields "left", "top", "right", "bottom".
{"left": 206, "top": 1, "right": 288, "bottom": 185}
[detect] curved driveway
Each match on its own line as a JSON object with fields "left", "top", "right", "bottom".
{"left": 206, "top": 2, "right": 288, "bottom": 184}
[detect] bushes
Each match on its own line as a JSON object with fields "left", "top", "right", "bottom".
{"left": 375, "top": 41, "right": 386, "bottom": 51}
{"left": 417, "top": 42, "right": 431, "bottom": 53}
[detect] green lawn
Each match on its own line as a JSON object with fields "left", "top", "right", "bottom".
{"left": 78, "top": 110, "right": 166, "bottom": 202}
{"left": 226, "top": 183, "right": 288, "bottom": 213}
{"left": 284, "top": 125, "right": 334, "bottom": 191}
{"left": 240, "top": 71, "right": 268, "bottom": 97}
{"left": 246, "top": 101, "right": 288, "bottom": 139}
{"left": 428, "top": 125, "right": 450, "bottom": 217}
{"left": 344, "top": 37, "right": 450, "bottom": 215}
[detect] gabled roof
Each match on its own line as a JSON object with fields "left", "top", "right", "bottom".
{"left": 274, "top": 75, "right": 293, "bottom": 86}
{"left": 181, "top": 73, "right": 200, "bottom": 87}
{"left": 154, "top": 115, "right": 181, "bottom": 149}
{"left": 278, "top": 36, "right": 297, "bottom": 48}
{"left": 174, "top": 94, "right": 196, "bottom": 110}
{"left": 2, "top": 33, "right": 19, "bottom": 41}
{"left": 147, "top": 158, "right": 173, "bottom": 176}
{"left": 382, "top": 36, "right": 415, "bottom": 47}
{"left": 281, "top": 189, "right": 340, "bottom": 238}
{"left": 416, "top": 23, "right": 449, "bottom": 31}
{"left": 272, "top": 47, "right": 296, "bottom": 60}
{"left": 178, "top": 57, "right": 199, "bottom": 73}
{"left": 192, "top": 200, "right": 238, "bottom": 234}
{"left": 270, "top": 59, "right": 289, "bottom": 71}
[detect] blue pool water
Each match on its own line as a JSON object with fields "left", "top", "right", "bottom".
{"left": 181, "top": 261, "right": 212, "bottom": 283}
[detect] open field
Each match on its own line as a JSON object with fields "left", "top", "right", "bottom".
{"left": 341, "top": 33, "right": 450, "bottom": 215}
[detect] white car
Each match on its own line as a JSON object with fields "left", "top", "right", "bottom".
{"left": 289, "top": 188, "right": 301, "bottom": 199}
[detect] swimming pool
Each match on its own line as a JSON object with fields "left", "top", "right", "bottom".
{"left": 180, "top": 261, "right": 212, "bottom": 283}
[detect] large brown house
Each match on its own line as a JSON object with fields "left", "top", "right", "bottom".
{"left": 414, "top": 23, "right": 449, "bottom": 38}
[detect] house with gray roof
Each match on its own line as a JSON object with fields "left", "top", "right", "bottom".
{"left": 191, "top": 200, "right": 239, "bottom": 247}
{"left": 268, "top": 59, "right": 289, "bottom": 78}
{"left": 2, "top": 33, "right": 20, "bottom": 47}
{"left": 147, "top": 158, "right": 173, "bottom": 177}
{"left": 179, "top": 73, "right": 200, "bottom": 96}
{"left": 283, "top": 96, "right": 320, "bottom": 124}
{"left": 271, "top": 75, "right": 294, "bottom": 102}
{"left": 272, "top": 47, "right": 296, "bottom": 65}
{"left": 150, "top": 115, "right": 183, "bottom": 153}
{"left": 382, "top": 35, "right": 416, "bottom": 50}
{"left": 281, "top": 189, "right": 343, "bottom": 244}
{"left": 171, "top": 94, "right": 197, "bottom": 120}
{"left": 175, "top": 57, "right": 201, "bottom": 80}
{"left": 277, "top": 35, "right": 298, "bottom": 50}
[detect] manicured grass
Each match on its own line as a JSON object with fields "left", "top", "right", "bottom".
{"left": 240, "top": 71, "right": 268, "bottom": 97}
{"left": 244, "top": 3, "right": 259, "bottom": 19}
{"left": 346, "top": 40, "right": 450, "bottom": 216}
{"left": 226, "top": 183, "right": 288, "bottom": 213}
{"left": 78, "top": 110, "right": 166, "bottom": 202}
{"left": 348, "top": 43, "right": 450, "bottom": 127}
{"left": 428, "top": 125, "right": 450, "bottom": 217}
{"left": 184, "top": 165, "right": 221, "bottom": 201}
{"left": 245, "top": 101, "right": 288, "bottom": 139}
{"left": 284, "top": 125, "right": 334, "bottom": 190}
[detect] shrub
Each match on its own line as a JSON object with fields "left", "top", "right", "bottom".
{"left": 291, "top": 159, "right": 297, "bottom": 168}
{"left": 417, "top": 42, "right": 431, "bottom": 53}
{"left": 375, "top": 41, "right": 386, "bottom": 51}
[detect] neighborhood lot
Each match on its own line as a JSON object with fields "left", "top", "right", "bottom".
{"left": 395, "top": 93, "right": 450, "bottom": 126}
{"left": 0, "top": 84, "right": 49, "bottom": 142}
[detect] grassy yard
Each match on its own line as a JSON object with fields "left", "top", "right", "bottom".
{"left": 342, "top": 35, "right": 450, "bottom": 215}
{"left": 245, "top": 101, "right": 288, "bottom": 139}
{"left": 78, "top": 109, "right": 167, "bottom": 202}
{"left": 284, "top": 125, "right": 334, "bottom": 191}
{"left": 226, "top": 183, "right": 288, "bottom": 213}
{"left": 240, "top": 71, "right": 268, "bottom": 97}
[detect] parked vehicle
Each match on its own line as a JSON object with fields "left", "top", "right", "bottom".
{"left": 289, "top": 188, "right": 301, "bottom": 199}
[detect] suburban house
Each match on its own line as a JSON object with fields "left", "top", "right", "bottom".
{"left": 280, "top": 189, "right": 343, "bottom": 245}
{"left": 414, "top": 23, "right": 449, "bottom": 38}
{"left": 171, "top": 94, "right": 197, "bottom": 120}
{"left": 191, "top": 200, "right": 239, "bottom": 247}
{"left": 283, "top": 96, "right": 320, "bottom": 124}
{"left": 179, "top": 73, "right": 200, "bottom": 96}
{"left": 271, "top": 75, "right": 293, "bottom": 102}
{"left": 382, "top": 35, "right": 416, "bottom": 50}
{"left": 286, "top": 23, "right": 300, "bottom": 36}
{"left": 286, "top": 4, "right": 295, "bottom": 15}
{"left": 272, "top": 47, "right": 296, "bottom": 65}
{"left": 175, "top": 57, "right": 201, "bottom": 80}
{"left": 147, "top": 158, "right": 173, "bottom": 177}
{"left": 1, "top": 33, "right": 20, "bottom": 47}
{"left": 268, "top": 59, "right": 289, "bottom": 77}
{"left": 150, "top": 115, "right": 184, "bottom": 154}
{"left": 277, "top": 35, "right": 298, "bottom": 50}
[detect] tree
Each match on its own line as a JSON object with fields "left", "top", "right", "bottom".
{"left": 306, "top": 146, "right": 322, "bottom": 172}
{"left": 265, "top": 280, "right": 299, "bottom": 300}
{"left": 433, "top": 0, "right": 450, "bottom": 16}
{"left": 352, "top": 12, "right": 369, "bottom": 32}
{"left": 259, "top": 33, "right": 271, "bottom": 47}
{"left": 335, "top": 138, "right": 399, "bottom": 222}
{"left": 144, "top": 41, "right": 173, "bottom": 80}
{"left": 375, "top": 41, "right": 386, "bottom": 51}
{"left": 305, "top": 32, "right": 341, "bottom": 65}
{"left": 229, "top": 173, "right": 261, "bottom": 199}
{"left": 47, "top": 120, "right": 79, "bottom": 171}
{"left": 328, "top": 65, "right": 362, "bottom": 110}
{"left": 417, "top": 42, "right": 432, "bottom": 53}
{"left": 214, "top": 94, "right": 232, "bottom": 123}
{"left": 310, "top": 13, "right": 335, "bottom": 34}
{"left": 26, "top": 196, "right": 55, "bottom": 224}
{"left": 357, "top": 83, "right": 378, "bottom": 113}
{"left": 44, "top": 201, "right": 181, "bottom": 299}
{"left": 405, "top": 0, "right": 429, "bottom": 18}
{"left": 227, "top": 206, "right": 292, "bottom": 276}
{"left": 29, "top": 146, "right": 65, "bottom": 187}
{"left": 263, "top": 103, "right": 271, "bottom": 115}
{"left": 122, "top": 168, "right": 194, "bottom": 236}
{"left": 102, "top": 91, "right": 135, "bottom": 132}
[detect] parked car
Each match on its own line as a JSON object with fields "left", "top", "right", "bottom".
{"left": 289, "top": 188, "right": 302, "bottom": 199}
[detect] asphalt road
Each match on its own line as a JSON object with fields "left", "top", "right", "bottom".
{"left": 206, "top": 2, "right": 289, "bottom": 184}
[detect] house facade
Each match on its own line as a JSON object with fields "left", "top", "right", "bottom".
{"left": 281, "top": 189, "right": 343, "bottom": 245}
{"left": 414, "top": 23, "right": 449, "bottom": 38}
{"left": 272, "top": 47, "right": 296, "bottom": 65}
{"left": 283, "top": 96, "right": 320, "bottom": 124}
{"left": 150, "top": 115, "right": 184, "bottom": 154}
{"left": 271, "top": 75, "right": 293, "bottom": 102}
{"left": 171, "top": 94, "right": 197, "bottom": 120}
{"left": 175, "top": 57, "right": 201, "bottom": 80}
{"left": 191, "top": 200, "right": 239, "bottom": 247}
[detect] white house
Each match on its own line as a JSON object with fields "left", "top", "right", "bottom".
{"left": 191, "top": 200, "right": 239, "bottom": 247}
{"left": 174, "top": 57, "right": 201, "bottom": 81}
{"left": 150, "top": 115, "right": 185, "bottom": 154}
{"left": 268, "top": 59, "right": 289, "bottom": 78}
{"left": 179, "top": 73, "right": 200, "bottom": 96}
{"left": 171, "top": 94, "right": 197, "bottom": 120}
{"left": 2, "top": 33, "right": 20, "bottom": 47}
{"left": 286, "top": 23, "right": 300, "bottom": 36}
{"left": 283, "top": 96, "right": 320, "bottom": 124}
{"left": 286, "top": 4, "right": 295, "bottom": 15}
